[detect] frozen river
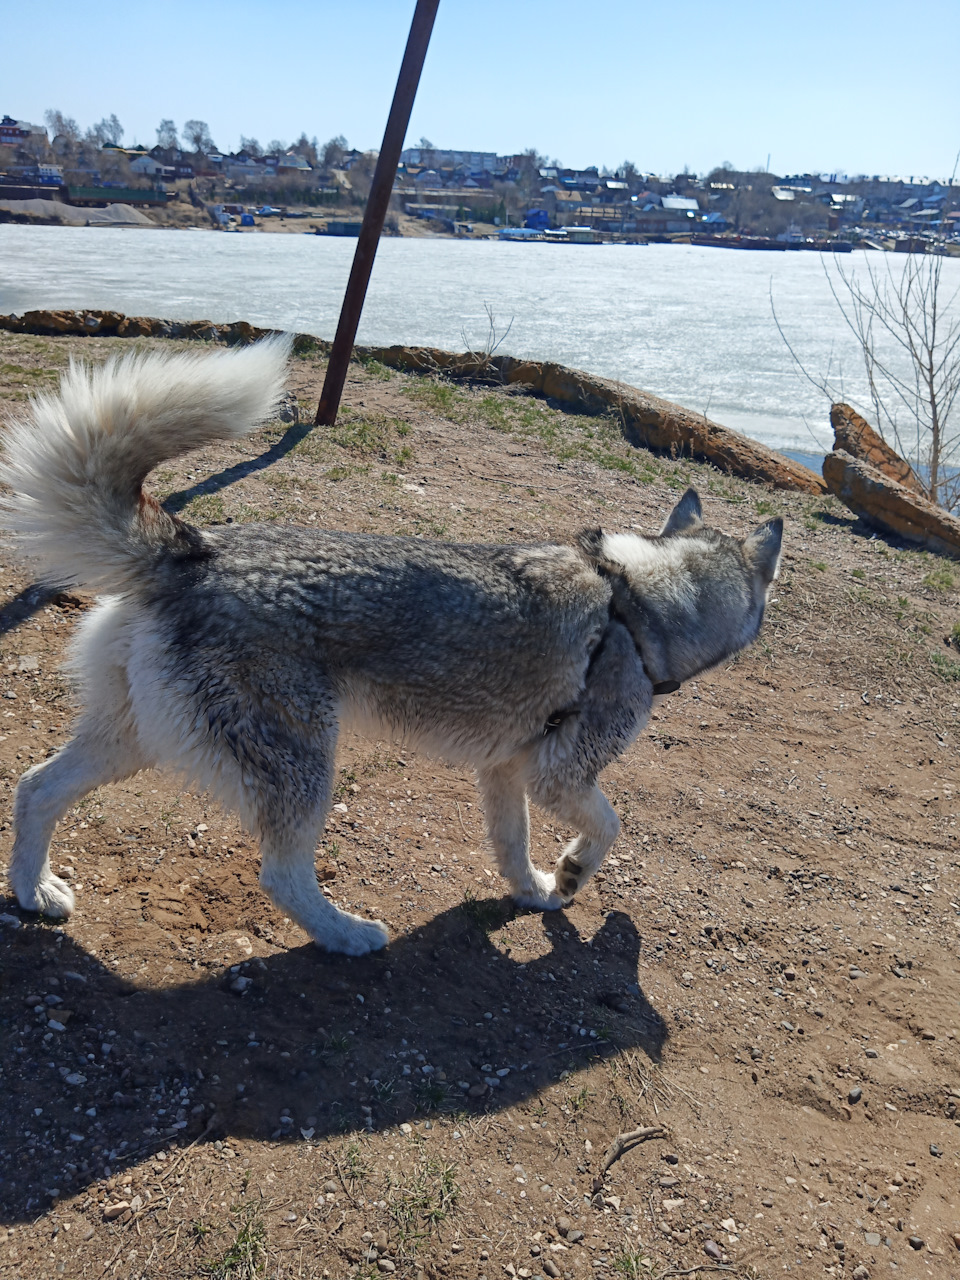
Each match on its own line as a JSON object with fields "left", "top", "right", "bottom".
{"left": 3, "top": 225, "right": 958, "bottom": 459}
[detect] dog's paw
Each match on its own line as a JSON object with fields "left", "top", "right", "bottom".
{"left": 315, "top": 913, "right": 389, "bottom": 957}
{"left": 554, "top": 852, "right": 585, "bottom": 903}
{"left": 513, "top": 869, "right": 566, "bottom": 912}
{"left": 17, "top": 874, "right": 75, "bottom": 919}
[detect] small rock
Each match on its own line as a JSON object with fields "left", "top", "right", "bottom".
{"left": 921, "top": 1030, "right": 936, "bottom": 1040}
{"left": 848, "top": 1086, "right": 863, "bottom": 1104}
{"left": 930, "top": 1144, "right": 942, "bottom": 1158}
{"left": 543, "top": 1262, "right": 560, "bottom": 1279}
{"left": 566, "top": 1229, "right": 583, "bottom": 1244}
{"left": 865, "top": 1048, "right": 878, "bottom": 1058}
{"left": 783, "top": 967, "right": 796, "bottom": 981}
{"left": 229, "top": 976, "right": 252, "bottom": 994}
{"left": 750, "top": 1047, "right": 762, "bottom": 1061}
{"left": 556, "top": 1216, "right": 572, "bottom": 1237}
{"left": 908, "top": 1236, "right": 924, "bottom": 1251}
{"left": 103, "top": 1201, "right": 130, "bottom": 1221}
{"left": 377, "top": 1260, "right": 396, "bottom": 1274}
{"left": 0, "top": 913, "right": 22, "bottom": 929}
{"left": 703, "top": 1240, "right": 723, "bottom": 1261}
{"left": 468, "top": 1082, "right": 488, "bottom": 1098}
{"left": 852, "top": 1267, "right": 870, "bottom": 1280}
{"left": 323, "top": 1181, "right": 338, "bottom": 1194}
{"left": 761, "top": 1197, "right": 774, "bottom": 1208}
{"left": 864, "top": 1231, "right": 881, "bottom": 1246}
{"left": 659, "top": 1176, "right": 679, "bottom": 1188}
{"left": 662, "top": 1152, "right": 679, "bottom": 1164}
{"left": 849, "top": 967, "right": 865, "bottom": 979}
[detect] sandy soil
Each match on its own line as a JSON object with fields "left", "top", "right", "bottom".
{"left": 0, "top": 332, "right": 959, "bottom": 1280}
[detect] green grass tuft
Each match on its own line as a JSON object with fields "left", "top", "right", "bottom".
{"left": 205, "top": 1205, "right": 267, "bottom": 1279}
{"left": 182, "top": 493, "right": 227, "bottom": 526}
{"left": 931, "top": 650, "right": 960, "bottom": 682}
{"left": 923, "top": 566, "right": 956, "bottom": 592}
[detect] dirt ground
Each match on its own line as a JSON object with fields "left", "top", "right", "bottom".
{"left": 0, "top": 331, "right": 959, "bottom": 1280}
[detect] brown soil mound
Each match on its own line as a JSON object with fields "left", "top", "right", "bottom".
{"left": 1, "top": 331, "right": 959, "bottom": 1279}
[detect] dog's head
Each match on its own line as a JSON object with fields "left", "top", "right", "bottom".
{"left": 579, "top": 488, "right": 783, "bottom": 687}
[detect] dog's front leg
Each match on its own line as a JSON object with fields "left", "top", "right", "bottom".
{"left": 259, "top": 828, "right": 388, "bottom": 956}
{"left": 536, "top": 783, "right": 621, "bottom": 905}
{"left": 477, "top": 761, "right": 564, "bottom": 910}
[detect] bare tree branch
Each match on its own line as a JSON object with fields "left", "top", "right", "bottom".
{"left": 773, "top": 247, "right": 960, "bottom": 510}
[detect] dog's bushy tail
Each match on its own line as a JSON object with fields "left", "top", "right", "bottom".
{"left": 0, "top": 335, "right": 291, "bottom": 592}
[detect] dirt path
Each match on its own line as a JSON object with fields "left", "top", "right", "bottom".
{"left": 0, "top": 332, "right": 958, "bottom": 1280}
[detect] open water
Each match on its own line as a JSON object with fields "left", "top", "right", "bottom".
{"left": 2, "top": 225, "right": 959, "bottom": 461}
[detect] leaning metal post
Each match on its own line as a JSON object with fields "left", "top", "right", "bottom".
{"left": 314, "top": 0, "right": 440, "bottom": 426}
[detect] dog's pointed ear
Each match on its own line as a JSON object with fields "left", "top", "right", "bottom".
{"left": 743, "top": 517, "right": 784, "bottom": 586}
{"left": 660, "top": 488, "right": 703, "bottom": 537}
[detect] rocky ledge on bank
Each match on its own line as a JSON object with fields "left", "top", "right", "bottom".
{"left": 824, "top": 401, "right": 960, "bottom": 559}
{"left": 0, "top": 308, "right": 826, "bottom": 496}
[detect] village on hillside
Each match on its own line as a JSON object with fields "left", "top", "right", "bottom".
{"left": 1, "top": 113, "right": 959, "bottom": 248}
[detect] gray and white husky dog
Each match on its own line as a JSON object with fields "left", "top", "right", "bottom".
{"left": 1, "top": 338, "right": 782, "bottom": 955}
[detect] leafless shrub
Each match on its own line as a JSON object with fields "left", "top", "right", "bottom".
{"left": 773, "top": 251, "right": 960, "bottom": 510}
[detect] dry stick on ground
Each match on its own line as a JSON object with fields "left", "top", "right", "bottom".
{"left": 157, "top": 1112, "right": 222, "bottom": 1185}
{"left": 592, "top": 1124, "right": 667, "bottom": 1191}
{"left": 659, "top": 1268, "right": 740, "bottom": 1279}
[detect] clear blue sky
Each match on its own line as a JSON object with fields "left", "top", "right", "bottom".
{"left": 4, "top": 0, "right": 958, "bottom": 178}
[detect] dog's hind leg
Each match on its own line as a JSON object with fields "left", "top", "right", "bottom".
{"left": 10, "top": 711, "right": 150, "bottom": 918}
{"left": 477, "top": 761, "right": 565, "bottom": 911}
{"left": 531, "top": 782, "right": 621, "bottom": 905}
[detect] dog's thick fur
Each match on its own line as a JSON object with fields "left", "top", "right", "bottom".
{"left": 1, "top": 340, "right": 782, "bottom": 955}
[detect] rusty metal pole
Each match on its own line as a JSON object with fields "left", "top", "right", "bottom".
{"left": 315, "top": 0, "right": 440, "bottom": 426}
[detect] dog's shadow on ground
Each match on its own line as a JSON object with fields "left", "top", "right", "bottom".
{"left": 0, "top": 903, "right": 666, "bottom": 1222}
